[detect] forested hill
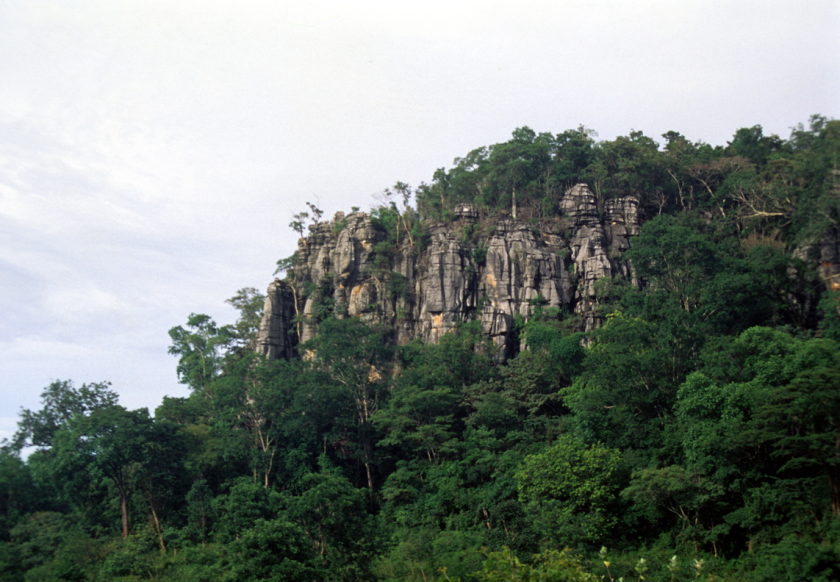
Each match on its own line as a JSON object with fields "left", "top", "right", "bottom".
{"left": 2, "top": 117, "right": 840, "bottom": 582}
{"left": 258, "top": 116, "right": 840, "bottom": 365}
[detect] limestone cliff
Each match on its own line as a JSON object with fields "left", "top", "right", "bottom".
{"left": 257, "top": 184, "right": 641, "bottom": 360}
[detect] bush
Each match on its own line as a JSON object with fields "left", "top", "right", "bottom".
{"left": 461, "top": 547, "right": 598, "bottom": 582}
{"left": 472, "top": 245, "right": 488, "bottom": 266}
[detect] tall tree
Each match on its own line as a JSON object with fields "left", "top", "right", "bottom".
{"left": 225, "top": 287, "right": 266, "bottom": 351}
{"left": 49, "top": 406, "right": 156, "bottom": 538}
{"left": 213, "top": 355, "right": 302, "bottom": 488}
{"left": 516, "top": 435, "right": 622, "bottom": 546}
{"left": 168, "top": 314, "right": 233, "bottom": 395}
{"left": 12, "top": 380, "right": 118, "bottom": 450}
{"left": 303, "top": 317, "right": 394, "bottom": 494}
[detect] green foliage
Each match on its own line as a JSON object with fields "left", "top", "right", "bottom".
{"left": 306, "top": 201, "right": 324, "bottom": 223}
{"left": 748, "top": 365, "right": 840, "bottom": 517}
{"left": 522, "top": 322, "right": 585, "bottom": 381}
{"left": 12, "top": 380, "right": 118, "bottom": 450}
{"left": 0, "top": 453, "right": 38, "bottom": 543}
{"left": 377, "top": 324, "right": 494, "bottom": 464}
{"left": 332, "top": 217, "right": 348, "bottom": 234}
{"left": 371, "top": 185, "right": 419, "bottom": 256}
{"left": 289, "top": 211, "right": 309, "bottom": 239}
{"left": 818, "top": 289, "right": 840, "bottom": 341}
{"left": 303, "top": 317, "right": 395, "bottom": 491}
{"left": 465, "top": 350, "right": 564, "bottom": 440}
{"left": 274, "top": 252, "right": 301, "bottom": 277}
{"left": 561, "top": 312, "right": 677, "bottom": 452}
{"left": 735, "top": 531, "right": 840, "bottom": 582}
{"left": 223, "top": 518, "right": 321, "bottom": 582}
{"left": 375, "top": 528, "right": 484, "bottom": 582}
{"left": 214, "top": 479, "right": 281, "bottom": 543}
{"left": 471, "top": 244, "right": 488, "bottom": 266}
{"left": 283, "top": 457, "right": 378, "bottom": 580}
{"left": 621, "top": 465, "right": 728, "bottom": 551}
{"left": 98, "top": 528, "right": 161, "bottom": 579}
{"left": 224, "top": 287, "right": 265, "bottom": 350}
{"left": 8, "top": 512, "right": 76, "bottom": 575}
{"left": 386, "top": 271, "right": 411, "bottom": 302}
{"left": 49, "top": 406, "right": 161, "bottom": 538}
{"left": 185, "top": 479, "right": 214, "bottom": 545}
{"left": 466, "top": 547, "right": 598, "bottom": 582}
{"left": 516, "top": 436, "right": 622, "bottom": 546}
{"left": 10, "top": 117, "right": 840, "bottom": 581}
{"left": 168, "top": 314, "right": 234, "bottom": 393}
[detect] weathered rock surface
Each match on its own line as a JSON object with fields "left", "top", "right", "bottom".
{"left": 818, "top": 227, "right": 840, "bottom": 293}
{"left": 257, "top": 280, "right": 298, "bottom": 361}
{"left": 256, "top": 185, "right": 642, "bottom": 359}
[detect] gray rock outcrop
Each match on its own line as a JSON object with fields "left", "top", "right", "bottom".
{"left": 256, "top": 184, "right": 642, "bottom": 359}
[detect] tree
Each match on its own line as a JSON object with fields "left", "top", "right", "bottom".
{"left": 284, "top": 457, "right": 376, "bottom": 579}
{"left": 621, "top": 465, "right": 727, "bottom": 554}
{"left": 484, "top": 127, "right": 552, "bottom": 218}
{"left": 0, "top": 452, "right": 38, "bottom": 541}
{"left": 225, "top": 287, "right": 266, "bottom": 351}
{"left": 465, "top": 350, "right": 565, "bottom": 443}
{"left": 50, "top": 406, "right": 156, "bottom": 538}
{"left": 12, "top": 380, "right": 118, "bottom": 450}
{"left": 306, "top": 202, "right": 324, "bottom": 223}
{"left": 377, "top": 325, "right": 493, "bottom": 463}
{"left": 750, "top": 366, "right": 840, "bottom": 516}
{"left": 470, "top": 547, "right": 599, "bottom": 582}
{"left": 516, "top": 435, "right": 622, "bottom": 546}
{"left": 289, "top": 211, "right": 309, "bottom": 240}
{"left": 168, "top": 314, "right": 234, "bottom": 394}
{"left": 552, "top": 126, "right": 597, "bottom": 191}
{"left": 670, "top": 328, "right": 840, "bottom": 551}
{"left": 593, "top": 130, "right": 666, "bottom": 210}
{"left": 214, "top": 478, "right": 281, "bottom": 543}
{"left": 223, "top": 518, "right": 321, "bottom": 582}
{"left": 381, "top": 181, "right": 415, "bottom": 246}
{"left": 561, "top": 312, "right": 676, "bottom": 451}
{"left": 626, "top": 215, "right": 719, "bottom": 315}
{"left": 303, "top": 317, "right": 394, "bottom": 494}
{"left": 5, "top": 511, "right": 87, "bottom": 580}
{"left": 213, "top": 355, "right": 303, "bottom": 488}
{"left": 185, "top": 479, "right": 215, "bottom": 545}
{"left": 726, "top": 125, "right": 784, "bottom": 166}
{"left": 375, "top": 380, "right": 458, "bottom": 464}
{"left": 625, "top": 213, "right": 792, "bottom": 336}
{"left": 131, "top": 419, "right": 187, "bottom": 552}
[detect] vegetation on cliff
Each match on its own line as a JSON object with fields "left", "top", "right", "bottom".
{"left": 0, "top": 117, "right": 839, "bottom": 581}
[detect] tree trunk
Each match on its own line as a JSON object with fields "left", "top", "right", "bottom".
{"left": 363, "top": 437, "right": 375, "bottom": 495}
{"left": 150, "top": 502, "right": 167, "bottom": 553}
{"left": 291, "top": 284, "right": 301, "bottom": 341}
{"left": 401, "top": 214, "right": 414, "bottom": 246}
{"left": 119, "top": 487, "right": 130, "bottom": 538}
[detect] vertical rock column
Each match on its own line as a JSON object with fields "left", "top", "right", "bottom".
{"left": 605, "top": 197, "right": 641, "bottom": 282}
{"left": 560, "top": 184, "right": 611, "bottom": 328}
{"left": 256, "top": 280, "right": 298, "bottom": 360}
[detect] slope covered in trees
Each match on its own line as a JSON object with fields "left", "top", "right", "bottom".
{"left": 1, "top": 118, "right": 839, "bottom": 582}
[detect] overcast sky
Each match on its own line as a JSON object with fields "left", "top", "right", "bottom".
{"left": 1, "top": 0, "right": 838, "bottom": 440}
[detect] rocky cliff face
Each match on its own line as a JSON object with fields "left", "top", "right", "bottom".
{"left": 257, "top": 184, "right": 641, "bottom": 360}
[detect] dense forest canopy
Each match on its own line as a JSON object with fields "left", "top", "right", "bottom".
{"left": 413, "top": 116, "right": 838, "bottom": 244}
{"left": 1, "top": 117, "right": 839, "bottom": 582}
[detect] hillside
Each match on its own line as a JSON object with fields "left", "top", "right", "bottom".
{"left": 258, "top": 184, "right": 640, "bottom": 361}
{"left": 258, "top": 120, "right": 840, "bottom": 360}
{"left": 2, "top": 119, "right": 840, "bottom": 582}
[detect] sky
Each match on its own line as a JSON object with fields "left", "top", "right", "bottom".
{"left": 1, "top": 0, "right": 838, "bottom": 441}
